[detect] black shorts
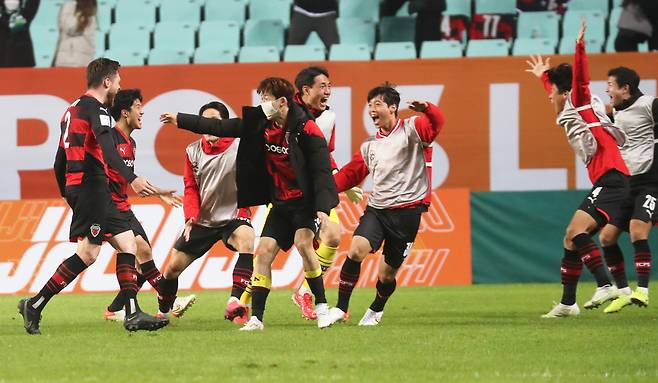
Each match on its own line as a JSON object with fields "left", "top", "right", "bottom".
{"left": 106, "top": 208, "right": 151, "bottom": 246}
{"left": 173, "top": 218, "right": 252, "bottom": 258}
{"left": 261, "top": 201, "right": 320, "bottom": 251}
{"left": 353, "top": 205, "right": 426, "bottom": 269}
{"left": 66, "top": 180, "right": 113, "bottom": 245}
{"left": 578, "top": 170, "right": 630, "bottom": 228}
{"left": 609, "top": 178, "right": 658, "bottom": 231}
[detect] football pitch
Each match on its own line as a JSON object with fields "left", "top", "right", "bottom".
{"left": 1, "top": 283, "right": 657, "bottom": 383}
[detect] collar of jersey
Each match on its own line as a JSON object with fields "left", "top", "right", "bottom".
{"left": 376, "top": 119, "right": 401, "bottom": 139}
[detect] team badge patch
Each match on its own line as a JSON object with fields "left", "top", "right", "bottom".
{"left": 90, "top": 224, "right": 101, "bottom": 237}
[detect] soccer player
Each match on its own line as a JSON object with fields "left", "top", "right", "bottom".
{"left": 101, "top": 89, "right": 196, "bottom": 321}
{"left": 325, "top": 83, "right": 445, "bottom": 327}
{"left": 598, "top": 67, "right": 658, "bottom": 313}
{"left": 289, "top": 66, "right": 363, "bottom": 320}
{"left": 19, "top": 58, "right": 168, "bottom": 334}
{"left": 156, "top": 101, "right": 255, "bottom": 324}
{"left": 525, "top": 21, "right": 630, "bottom": 318}
{"left": 160, "top": 77, "right": 339, "bottom": 330}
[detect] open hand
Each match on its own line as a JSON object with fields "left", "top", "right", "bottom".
{"left": 577, "top": 17, "right": 586, "bottom": 43}
{"left": 158, "top": 191, "right": 183, "bottom": 208}
{"left": 407, "top": 100, "right": 428, "bottom": 112}
{"left": 525, "top": 54, "right": 551, "bottom": 78}
{"left": 159, "top": 112, "right": 177, "bottom": 126}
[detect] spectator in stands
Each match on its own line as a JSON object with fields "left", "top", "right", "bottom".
{"left": 288, "top": 0, "right": 338, "bottom": 50}
{"left": 381, "top": 0, "right": 446, "bottom": 50}
{"left": 615, "top": 0, "right": 658, "bottom": 52}
{"left": 0, "top": 0, "right": 39, "bottom": 67}
{"left": 54, "top": 0, "right": 96, "bottom": 67}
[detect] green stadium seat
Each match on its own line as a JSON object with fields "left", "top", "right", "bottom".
{"left": 34, "top": 51, "right": 54, "bottom": 68}
{"left": 475, "top": 0, "right": 515, "bottom": 14}
{"left": 337, "top": 18, "right": 376, "bottom": 51}
{"left": 339, "top": 0, "right": 379, "bottom": 22}
{"left": 612, "top": 0, "right": 623, "bottom": 7}
{"left": 30, "top": 24, "right": 58, "bottom": 63}
{"left": 148, "top": 48, "right": 190, "bottom": 65}
{"left": 32, "top": 0, "right": 64, "bottom": 27}
{"left": 104, "top": 49, "right": 146, "bottom": 66}
{"left": 379, "top": 16, "right": 415, "bottom": 43}
{"left": 249, "top": 0, "right": 291, "bottom": 28}
{"left": 198, "top": 21, "right": 240, "bottom": 54}
{"left": 96, "top": 31, "right": 106, "bottom": 53}
{"left": 238, "top": 46, "right": 280, "bottom": 63}
{"left": 328, "top": 43, "right": 370, "bottom": 61}
{"left": 115, "top": 0, "right": 156, "bottom": 30}
{"left": 558, "top": 36, "right": 603, "bottom": 54}
{"left": 512, "top": 38, "right": 556, "bottom": 56}
{"left": 395, "top": 1, "right": 411, "bottom": 16}
{"left": 204, "top": 0, "right": 246, "bottom": 26}
{"left": 98, "top": 0, "right": 117, "bottom": 8}
{"left": 605, "top": 7, "right": 622, "bottom": 52}
{"left": 160, "top": 0, "right": 201, "bottom": 25}
{"left": 283, "top": 45, "right": 325, "bottom": 62}
{"left": 96, "top": 2, "right": 113, "bottom": 32}
{"left": 562, "top": 10, "right": 605, "bottom": 42}
{"left": 420, "top": 40, "right": 463, "bottom": 58}
{"left": 466, "top": 39, "right": 509, "bottom": 57}
{"left": 153, "top": 22, "right": 196, "bottom": 56}
{"left": 109, "top": 24, "right": 151, "bottom": 56}
{"left": 445, "top": 0, "right": 471, "bottom": 17}
{"left": 516, "top": 11, "right": 559, "bottom": 46}
{"left": 566, "top": 0, "right": 608, "bottom": 14}
{"left": 193, "top": 47, "right": 235, "bottom": 63}
{"left": 374, "top": 42, "right": 416, "bottom": 60}
{"left": 304, "top": 31, "right": 324, "bottom": 46}
{"left": 243, "top": 19, "right": 285, "bottom": 51}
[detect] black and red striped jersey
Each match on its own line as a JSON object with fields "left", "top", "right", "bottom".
{"left": 108, "top": 127, "right": 136, "bottom": 212}
{"left": 469, "top": 14, "right": 514, "bottom": 40}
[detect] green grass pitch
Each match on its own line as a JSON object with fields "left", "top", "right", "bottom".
{"left": 1, "top": 283, "right": 657, "bottom": 383}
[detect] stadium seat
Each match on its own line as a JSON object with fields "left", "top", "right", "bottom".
{"left": 283, "top": 45, "right": 325, "bottom": 62}
{"left": 475, "top": 0, "right": 515, "bottom": 14}
{"left": 198, "top": 21, "right": 240, "bottom": 54}
{"left": 193, "top": 47, "right": 235, "bottom": 64}
{"left": 379, "top": 16, "right": 415, "bottom": 43}
{"left": 566, "top": 0, "right": 608, "bottom": 14}
{"left": 445, "top": 0, "right": 472, "bottom": 17}
{"left": 159, "top": 0, "right": 201, "bottom": 26}
{"left": 558, "top": 36, "right": 603, "bottom": 54}
{"left": 96, "top": 2, "right": 113, "bottom": 33}
{"left": 337, "top": 18, "right": 376, "bottom": 51}
{"left": 420, "top": 40, "right": 463, "bottom": 58}
{"left": 108, "top": 24, "right": 151, "bottom": 56}
{"left": 243, "top": 19, "right": 285, "bottom": 51}
{"left": 562, "top": 10, "right": 605, "bottom": 42}
{"left": 32, "top": 0, "right": 64, "bottom": 27}
{"left": 395, "top": 1, "right": 411, "bottom": 16}
{"left": 374, "top": 42, "right": 416, "bottom": 60}
{"left": 98, "top": 0, "right": 117, "bottom": 8}
{"left": 103, "top": 49, "right": 146, "bottom": 66}
{"left": 305, "top": 31, "right": 324, "bottom": 46}
{"left": 148, "top": 48, "right": 190, "bottom": 65}
{"left": 34, "top": 51, "right": 54, "bottom": 68}
{"left": 204, "top": 0, "right": 246, "bottom": 26}
{"left": 115, "top": 0, "right": 156, "bottom": 30}
{"left": 605, "top": 7, "right": 622, "bottom": 52}
{"left": 339, "top": 0, "right": 380, "bottom": 22}
{"left": 512, "top": 38, "right": 556, "bottom": 56}
{"left": 466, "top": 39, "right": 509, "bottom": 57}
{"left": 30, "top": 24, "right": 58, "bottom": 64}
{"left": 248, "top": 0, "right": 291, "bottom": 27}
{"left": 153, "top": 22, "right": 196, "bottom": 57}
{"left": 328, "top": 43, "right": 371, "bottom": 61}
{"left": 238, "top": 46, "right": 280, "bottom": 63}
{"left": 96, "top": 31, "right": 106, "bottom": 53}
{"left": 516, "top": 11, "right": 559, "bottom": 46}
{"left": 612, "top": 0, "right": 623, "bottom": 6}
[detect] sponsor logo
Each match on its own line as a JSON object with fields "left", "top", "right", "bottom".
{"left": 123, "top": 159, "right": 134, "bottom": 168}
{"left": 90, "top": 224, "right": 101, "bottom": 237}
{"left": 265, "top": 143, "right": 288, "bottom": 155}
{"left": 119, "top": 147, "right": 126, "bottom": 155}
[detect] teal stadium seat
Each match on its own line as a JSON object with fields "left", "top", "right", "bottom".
{"left": 103, "top": 49, "right": 146, "bottom": 66}
{"left": 304, "top": 31, "right": 324, "bottom": 46}
{"left": 612, "top": 0, "right": 623, "bottom": 6}
{"left": 379, "top": 16, "right": 415, "bottom": 43}
{"left": 605, "top": 7, "right": 622, "bottom": 52}
{"left": 148, "top": 48, "right": 190, "bottom": 65}
{"left": 115, "top": 0, "right": 156, "bottom": 30}
{"left": 475, "top": 0, "right": 515, "bottom": 14}
{"left": 97, "top": 0, "right": 117, "bottom": 7}
{"left": 283, "top": 45, "right": 326, "bottom": 62}
{"left": 32, "top": 0, "right": 64, "bottom": 27}
{"left": 199, "top": 21, "right": 240, "bottom": 54}
{"left": 109, "top": 24, "right": 151, "bottom": 56}
{"left": 420, "top": 40, "right": 463, "bottom": 58}
{"left": 339, "top": 0, "right": 380, "bottom": 22}
{"left": 193, "top": 47, "right": 235, "bottom": 64}
{"left": 96, "top": 31, "right": 106, "bottom": 52}
{"left": 153, "top": 22, "right": 196, "bottom": 57}
{"left": 30, "top": 24, "right": 58, "bottom": 66}
{"left": 566, "top": 0, "right": 608, "bottom": 14}
{"left": 512, "top": 38, "right": 556, "bottom": 56}
{"left": 516, "top": 12, "right": 559, "bottom": 46}
{"left": 337, "top": 18, "right": 376, "bottom": 51}
{"left": 558, "top": 36, "right": 603, "bottom": 53}
{"left": 96, "top": 2, "right": 113, "bottom": 32}
{"left": 243, "top": 19, "right": 285, "bottom": 51}
{"left": 374, "top": 42, "right": 416, "bottom": 60}
{"left": 562, "top": 10, "right": 605, "bottom": 42}
{"left": 204, "top": 0, "right": 246, "bottom": 26}
{"left": 159, "top": 0, "right": 201, "bottom": 26}
{"left": 328, "top": 43, "right": 371, "bottom": 61}
{"left": 395, "top": 1, "right": 411, "bottom": 16}
{"left": 238, "top": 46, "right": 280, "bottom": 63}
{"left": 445, "top": 0, "right": 471, "bottom": 17}
{"left": 466, "top": 39, "right": 509, "bottom": 57}
{"left": 249, "top": 0, "right": 291, "bottom": 28}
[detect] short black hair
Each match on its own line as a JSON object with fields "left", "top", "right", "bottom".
{"left": 294, "top": 66, "right": 329, "bottom": 94}
{"left": 110, "top": 89, "right": 142, "bottom": 120}
{"left": 546, "top": 63, "right": 573, "bottom": 93}
{"left": 608, "top": 66, "right": 640, "bottom": 94}
{"left": 87, "top": 57, "right": 120, "bottom": 88}
{"left": 198, "top": 101, "right": 229, "bottom": 119}
{"left": 257, "top": 77, "right": 295, "bottom": 105}
{"left": 367, "top": 82, "right": 400, "bottom": 114}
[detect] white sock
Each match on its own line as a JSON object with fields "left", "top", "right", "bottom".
{"left": 637, "top": 286, "right": 649, "bottom": 295}
{"left": 298, "top": 284, "right": 311, "bottom": 295}
{"left": 618, "top": 286, "right": 632, "bottom": 295}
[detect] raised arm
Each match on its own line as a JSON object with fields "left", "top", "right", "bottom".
{"left": 409, "top": 101, "right": 445, "bottom": 143}
{"left": 571, "top": 19, "right": 591, "bottom": 107}
{"left": 525, "top": 54, "right": 553, "bottom": 96}
{"left": 334, "top": 151, "right": 369, "bottom": 193}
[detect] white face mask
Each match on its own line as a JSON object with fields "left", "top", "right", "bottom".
{"left": 5, "top": 0, "right": 20, "bottom": 12}
{"left": 259, "top": 100, "right": 281, "bottom": 120}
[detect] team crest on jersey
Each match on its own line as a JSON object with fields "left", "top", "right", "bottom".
{"left": 90, "top": 224, "right": 101, "bottom": 237}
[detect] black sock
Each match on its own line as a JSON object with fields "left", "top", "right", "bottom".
{"left": 602, "top": 244, "right": 628, "bottom": 288}
{"left": 572, "top": 233, "right": 610, "bottom": 287}
{"left": 633, "top": 239, "right": 651, "bottom": 288}
{"left": 251, "top": 286, "right": 270, "bottom": 321}
{"left": 116, "top": 253, "right": 140, "bottom": 315}
{"left": 560, "top": 249, "right": 582, "bottom": 305}
{"left": 29, "top": 254, "right": 87, "bottom": 312}
{"left": 337, "top": 257, "right": 361, "bottom": 312}
{"left": 305, "top": 276, "right": 327, "bottom": 304}
{"left": 136, "top": 273, "right": 147, "bottom": 290}
{"left": 107, "top": 291, "right": 126, "bottom": 312}
{"left": 158, "top": 277, "right": 178, "bottom": 313}
{"left": 231, "top": 253, "right": 254, "bottom": 299}
{"left": 370, "top": 279, "right": 397, "bottom": 312}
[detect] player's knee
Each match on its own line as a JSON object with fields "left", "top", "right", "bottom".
{"left": 598, "top": 231, "right": 616, "bottom": 247}
{"left": 379, "top": 273, "right": 396, "bottom": 284}
{"left": 294, "top": 237, "right": 314, "bottom": 253}
{"left": 135, "top": 243, "right": 152, "bottom": 264}
{"left": 235, "top": 232, "right": 255, "bottom": 253}
{"left": 77, "top": 250, "right": 98, "bottom": 265}
{"left": 321, "top": 230, "right": 341, "bottom": 248}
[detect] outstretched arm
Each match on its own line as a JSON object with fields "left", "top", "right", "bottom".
{"left": 334, "top": 151, "right": 369, "bottom": 193}
{"left": 571, "top": 18, "right": 591, "bottom": 107}
{"left": 160, "top": 112, "right": 243, "bottom": 137}
{"left": 525, "top": 54, "right": 553, "bottom": 96}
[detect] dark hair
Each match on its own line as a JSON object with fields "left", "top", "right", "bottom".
{"left": 86, "top": 57, "right": 120, "bottom": 88}
{"left": 367, "top": 82, "right": 400, "bottom": 114}
{"left": 198, "top": 101, "right": 229, "bottom": 119}
{"left": 257, "top": 77, "right": 295, "bottom": 105}
{"left": 608, "top": 66, "right": 640, "bottom": 94}
{"left": 546, "top": 63, "right": 572, "bottom": 93}
{"left": 110, "top": 89, "right": 142, "bottom": 120}
{"left": 75, "top": 0, "right": 97, "bottom": 32}
{"left": 294, "top": 66, "right": 329, "bottom": 94}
